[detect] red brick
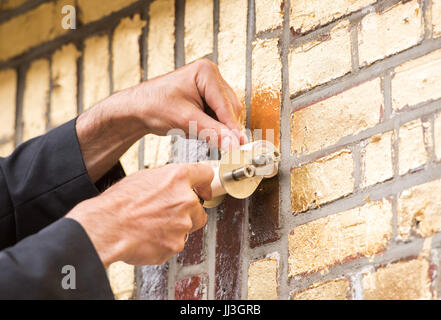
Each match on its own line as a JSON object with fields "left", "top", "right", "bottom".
{"left": 215, "top": 196, "right": 245, "bottom": 300}
{"left": 249, "top": 176, "right": 279, "bottom": 248}
{"left": 175, "top": 276, "right": 203, "bottom": 300}
{"left": 177, "top": 228, "right": 204, "bottom": 266}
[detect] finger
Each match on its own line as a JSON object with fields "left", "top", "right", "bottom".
{"left": 185, "top": 163, "right": 215, "bottom": 199}
{"left": 218, "top": 79, "right": 246, "bottom": 144}
{"left": 219, "top": 76, "right": 243, "bottom": 120}
{"left": 195, "top": 63, "right": 241, "bottom": 132}
{"left": 190, "top": 107, "right": 240, "bottom": 151}
{"left": 189, "top": 201, "right": 208, "bottom": 232}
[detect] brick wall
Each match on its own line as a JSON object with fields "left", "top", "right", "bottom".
{"left": 1, "top": 0, "right": 441, "bottom": 300}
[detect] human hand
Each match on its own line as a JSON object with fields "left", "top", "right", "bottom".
{"left": 67, "top": 163, "right": 214, "bottom": 267}
{"left": 132, "top": 59, "right": 247, "bottom": 149}
{"left": 76, "top": 59, "right": 245, "bottom": 183}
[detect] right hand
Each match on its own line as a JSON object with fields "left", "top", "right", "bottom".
{"left": 67, "top": 163, "right": 214, "bottom": 268}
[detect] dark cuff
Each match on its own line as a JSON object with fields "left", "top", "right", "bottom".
{"left": 2, "top": 119, "right": 125, "bottom": 241}
{"left": 0, "top": 218, "right": 114, "bottom": 300}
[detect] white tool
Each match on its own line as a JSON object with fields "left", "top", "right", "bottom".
{"left": 203, "top": 140, "right": 280, "bottom": 208}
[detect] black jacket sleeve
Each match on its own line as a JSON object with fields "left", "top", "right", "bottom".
{"left": 0, "top": 119, "right": 125, "bottom": 299}
{"left": 0, "top": 218, "right": 113, "bottom": 299}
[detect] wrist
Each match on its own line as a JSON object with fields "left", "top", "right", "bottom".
{"left": 76, "top": 88, "right": 150, "bottom": 182}
{"left": 96, "top": 88, "right": 150, "bottom": 137}
{"left": 129, "top": 80, "right": 161, "bottom": 135}
{"left": 67, "top": 199, "right": 126, "bottom": 269}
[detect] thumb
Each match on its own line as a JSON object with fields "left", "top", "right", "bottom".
{"left": 185, "top": 163, "right": 215, "bottom": 200}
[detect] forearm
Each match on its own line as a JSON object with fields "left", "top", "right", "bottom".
{"left": 76, "top": 88, "right": 148, "bottom": 182}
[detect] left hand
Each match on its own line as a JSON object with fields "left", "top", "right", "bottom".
{"left": 76, "top": 59, "right": 246, "bottom": 182}
{"left": 130, "top": 58, "right": 247, "bottom": 149}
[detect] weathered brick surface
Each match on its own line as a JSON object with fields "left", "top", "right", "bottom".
{"left": 247, "top": 257, "right": 278, "bottom": 300}
{"left": 138, "top": 264, "right": 168, "bottom": 300}
{"left": 361, "top": 131, "right": 394, "bottom": 187}
{"left": 147, "top": 0, "right": 175, "bottom": 79}
{"left": 175, "top": 276, "right": 203, "bottom": 300}
{"left": 358, "top": 0, "right": 424, "bottom": 66}
{"left": 289, "top": 21, "right": 352, "bottom": 96}
{"left": 78, "top": 0, "right": 138, "bottom": 24}
{"left": 434, "top": 0, "right": 441, "bottom": 37}
{"left": 398, "top": 179, "right": 441, "bottom": 240}
{"left": 0, "top": 142, "right": 14, "bottom": 158}
{"left": 251, "top": 38, "right": 281, "bottom": 147}
{"left": 255, "top": 0, "right": 283, "bottom": 33}
{"left": 249, "top": 176, "right": 279, "bottom": 248}
{"left": 290, "top": 0, "right": 375, "bottom": 34}
{"left": 184, "top": 0, "right": 213, "bottom": 63}
{"left": 292, "top": 278, "right": 350, "bottom": 300}
{"left": 362, "top": 259, "right": 432, "bottom": 299}
{"left": 215, "top": 197, "right": 244, "bottom": 300}
{"left": 50, "top": 44, "right": 80, "bottom": 128}
{"left": 0, "top": 0, "right": 28, "bottom": 10}
{"left": 113, "top": 14, "right": 145, "bottom": 91}
{"left": 436, "top": 113, "right": 441, "bottom": 161}
{"left": 291, "top": 78, "right": 383, "bottom": 156}
{"left": 0, "top": 69, "right": 16, "bottom": 140}
{"left": 398, "top": 119, "right": 430, "bottom": 175}
{"left": 288, "top": 200, "right": 392, "bottom": 276}
{"left": 177, "top": 228, "right": 204, "bottom": 266}
{"left": 218, "top": 0, "right": 247, "bottom": 103}
{"left": 0, "top": 0, "right": 73, "bottom": 61}
{"left": 392, "top": 49, "right": 441, "bottom": 111}
{"left": 23, "top": 59, "right": 50, "bottom": 141}
{"left": 83, "top": 35, "right": 110, "bottom": 110}
{"left": 107, "top": 261, "right": 135, "bottom": 300}
{"left": 291, "top": 150, "right": 354, "bottom": 214}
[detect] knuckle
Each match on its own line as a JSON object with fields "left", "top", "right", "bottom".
{"left": 178, "top": 107, "right": 194, "bottom": 124}
{"left": 178, "top": 216, "right": 193, "bottom": 231}
{"left": 177, "top": 240, "right": 186, "bottom": 252}
{"left": 186, "top": 194, "right": 200, "bottom": 208}
{"left": 196, "top": 58, "right": 216, "bottom": 72}
{"left": 171, "top": 240, "right": 185, "bottom": 253}
{"left": 171, "top": 164, "right": 188, "bottom": 180}
{"left": 195, "top": 210, "right": 207, "bottom": 230}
